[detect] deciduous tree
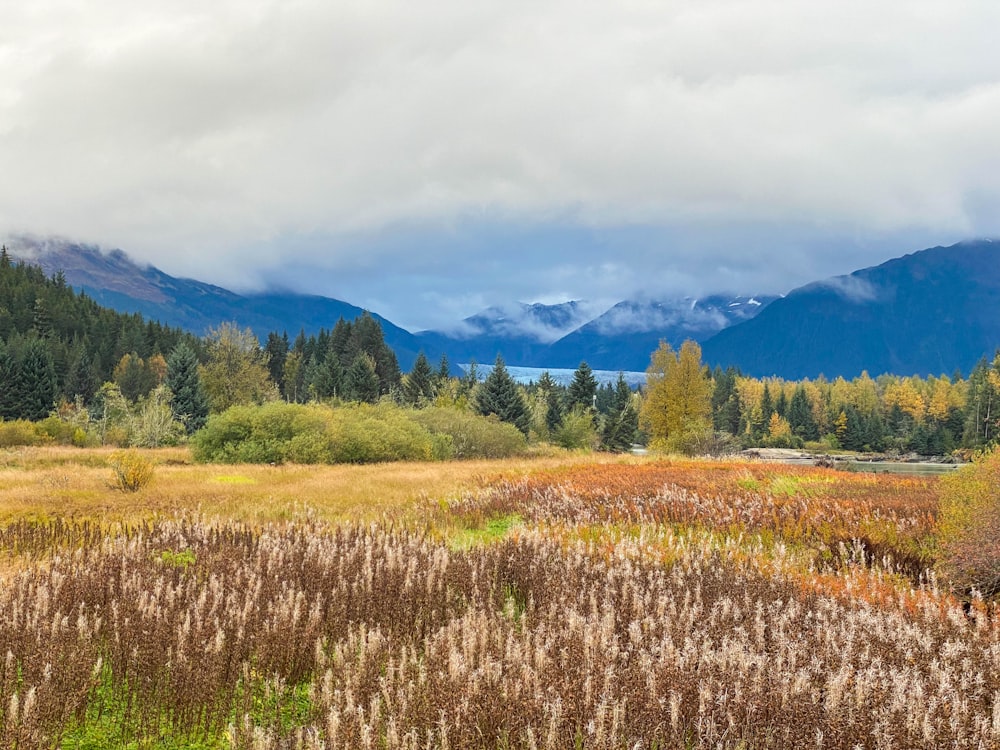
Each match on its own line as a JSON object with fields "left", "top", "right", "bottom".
{"left": 200, "top": 323, "right": 278, "bottom": 412}
{"left": 641, "top": 340, "right": 712, "bottom": 453}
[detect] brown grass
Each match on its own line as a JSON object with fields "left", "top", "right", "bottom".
{"left": 0, "top": 445, "right": 645, "bottom": 526}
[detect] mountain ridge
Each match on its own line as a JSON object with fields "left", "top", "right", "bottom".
{"left": 9, "top": 236, "right": 994, "bottom": 379}
{"left": 700, "top": 239, "right": 1000, "bottom": 378}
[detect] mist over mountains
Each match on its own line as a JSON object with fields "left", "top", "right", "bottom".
{"left": 6, "top": 236, "right": 998, "bottom": 379}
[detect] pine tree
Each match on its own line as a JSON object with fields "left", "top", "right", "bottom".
{"left": 307, "top": 351, "right": 344, "bottom": 400}
{"left": 0, "top": 340, "right": 20, "bottom": 420}
{"left": 166, "top": 342, "right": 209, "bottom": 433}
{"left": 345, "top": 312, "right": 401, "bottom": 396}
{"left": 566, "top": 361, "right": 598, "bottom": 412}
{"left": 63, "top": 347, "right": 98, "bottom": 403}
{"left": 344, "top": 353, "right": 380, "bottom": 403}
{"left": 17, "top": 337, "right": 56, "bottom": 420}
{"left": 436, "top": 354, "right": 450, "bottom": 384}
{"left": 787, "top": 385, "right": 819, "bottom": 441}
{"left": 476, "top": 355, "right": 530, "bottom": 435}
{"left": 601, "top": 372, "right": 638, "bottom": 452}
{"left": 711, "top": 367, "right": 741, "bottom": 435}
{"left": 403, "top": 352, "right": 436, "bottom": 406}
{"left": 264, "top": 332, "right": 289, "bottom": 392}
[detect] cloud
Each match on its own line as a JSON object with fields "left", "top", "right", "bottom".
{"left": 0, "top": 0, "right": 996, "bottom": 327}
{"left": 816, "top": 275, "right": 881, "bottom": 303}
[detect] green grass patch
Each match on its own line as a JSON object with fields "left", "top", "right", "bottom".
{"left": 448, "top": 514, "right": 523, "bottom": 550}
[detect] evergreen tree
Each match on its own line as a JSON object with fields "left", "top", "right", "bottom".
{"left": 536, "top": 371, "right": 563, "bottom": 432}
{"left": 545, "top": 388, "right": 564, "bottom": 432}
{"left": 307, "top": 351, "right": 344, "bottom": 400}
{"left": 17, "top": 337, "right": 56, "bottom": 420}
{"left": 0, "top": 340, "right": 20, "bottom": 420}
{"left": 403, "top": 351, "right": 436, "bottom": 405}
{"left": 711, "top": 367, "right": 741, "bottom": 435}
{"left": 566, "top": 361, "right": 598, "bottom": 412}
{"left": 166, "top": 342, "right": 209, "bottom": 433}
{"left": 436, "top": 354, "right": 451, "bottom": 384}
{"left": 787, "top": 385, "right": 819, "bottom": 441}
{"left": 63, "top": 347, "right": 98, "bottom": 403}
{"left": 344, "top": 353, "right": 380, "bottom": 403}
{"left": 601, "top": 373, "right": 638, "bottom": 452}
{"left": 344, "top": 312, "right": 401, "bottom": 396}
{"left": 775, "top": 389, "right": 788, "bottom": 418}
{"left": 476, "top": 355, "right": 530, "bottom": 435}
{"left": 264, "top": 332, "right": 289, "bottom": 392}
{"left": 113, "top": 352, "right": 157, "bottom": 401}
{"left": 760, "top": 384, "right": 774, "bottom": 429}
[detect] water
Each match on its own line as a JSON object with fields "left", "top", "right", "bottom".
{"left": 459, "top": 364, "right": 647, "bottom": 387}
{"left": 842, "top": 461, "right": 961, "bottom": 476}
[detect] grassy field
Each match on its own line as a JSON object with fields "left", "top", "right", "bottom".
{"left": 1, "top": 446, "right": 997, "bottom": 749}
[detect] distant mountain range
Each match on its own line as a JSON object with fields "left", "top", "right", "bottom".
{"left": 5, "top": 236, "right": 999, "bottom": 378}
{"left": 700, "top": 239, "right": 1000, "bottom": 379}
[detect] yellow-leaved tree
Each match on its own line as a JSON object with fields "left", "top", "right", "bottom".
{"left": 640, "top": 340, "right": 713, "bottom": 454}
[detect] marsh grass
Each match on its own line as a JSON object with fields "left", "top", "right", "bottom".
{"left": 0, "top": 446, "right": 633, "bottom": 526}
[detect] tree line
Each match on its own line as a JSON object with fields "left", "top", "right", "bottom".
{"left": 3, "top": 247, "right": 999, "bottom": 457}
{"left": 640, "top": 339, "right": 1000, "bottom": 456}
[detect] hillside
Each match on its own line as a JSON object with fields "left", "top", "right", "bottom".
{"left": 701, "top": 239, "right": 1000, "bottom": 378}
{"left": 7, "top": 238, "right": 424, "bottom": 369}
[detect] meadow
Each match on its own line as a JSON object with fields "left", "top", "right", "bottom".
{"left": 0, "top": 447, "right": 997, "bottom": 749}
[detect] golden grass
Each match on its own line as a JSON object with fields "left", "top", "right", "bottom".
{"left": 0, "top": 445, "right": 647, "bottom": 526}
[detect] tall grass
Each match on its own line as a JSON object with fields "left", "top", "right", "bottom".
{"left": 0, "top": 518, "right": 997, "bottom": 749}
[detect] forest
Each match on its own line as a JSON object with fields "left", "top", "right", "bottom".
{"left": 0, "top": 247, "right": 998, "bottom": 460}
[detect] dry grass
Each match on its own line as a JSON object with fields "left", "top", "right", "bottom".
{"left": 0, "top": 445, "right": 643, "bottom": 526}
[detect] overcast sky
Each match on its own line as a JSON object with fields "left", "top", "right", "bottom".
{"left": 2, "top": 0, "right": 998, "bottom": 330}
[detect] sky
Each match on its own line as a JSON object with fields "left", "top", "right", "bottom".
{"left": 2, "top": 0, "right": 999, "bottom": 331}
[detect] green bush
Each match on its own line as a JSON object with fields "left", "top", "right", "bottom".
{"left": 411, "top": 407, "right": 528, "bottom": 459}
{"left": 192, "top": 402, "right": 530, "bottom": 465}
{"left": 327, "top": 403, "right": 440, "bottom": 463}
{"left": 0, "top": 419, "right": 49, "bottom": 447}
{"left": 937, "top": 448, "right": 1000, "bottom": 597}
{"left": 552, "top": 407, "right": 598, "bottom": 451}
{"left": 193, "top": 402, "right": 449, "bottom": 464}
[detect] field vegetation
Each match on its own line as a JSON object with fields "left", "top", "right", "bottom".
{"left": 1, "top": 446, "right": 999, "bottom": 748}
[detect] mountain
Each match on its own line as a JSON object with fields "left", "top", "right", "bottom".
{"left": 414, "top": 301, "right": 596, "bottom": 366}
{"left": 536, "top": 295, "right": 776, "bottom": 370}
{"left": 700, "top": 239, "right": 1000, "bottom": 379}
{"left": 6, "top": 237, "right": 424, "bottom": 368}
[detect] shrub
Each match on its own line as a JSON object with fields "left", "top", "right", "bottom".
{"left": 0, "top": 419, "right": 49, "bottom": 447}
{"left": 108, "top": 449, "right": 155, "bottom": 492}
{"left": 411, "top": 407, "right": 528, "bottom": 459}
{"left": 937, "top": 448, "right": 1000, "bottom": 597}
{"left": 551, "top": 406, "right": 598, "bottom": 450}
{"left": 193, "top": 402, "right": 447, "bottom": 464}
{"left": 327, "top": 403, "right": 439, "bottom": 463}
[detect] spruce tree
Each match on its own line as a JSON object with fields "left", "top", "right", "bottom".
{"left": 307, "top": 351, "right": 344, "bottom": 400}
{"left": 264, "top": 332, "right": 289, "bottom": 392}
{"left": 566, "top": 361, "right": 598, "bottom": 412}
{"left": 476, "top": 355, "right": 530, "bottom": 435}
{"left": 436, "top": 354, "right": 450, "bottom": 384}
{"left": 601, "top": 372, "right": 638, "bottom": 452}
{"left": 17, "top": 337, "right": 56, "bottom": 420}
{"left": 166, "top": 342, "right": 209, "bottom": 433}
{"left": 403, "top": 351, "right": 436, "bottom": 406}
{"left": 787, "top": 385, "right": 818, "bottom": 441}
{"left": 0, "top": 341, "right": 20, "bottom": 420}
{"left": 344, "top": 353, "right": 380, "bottom": 403}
